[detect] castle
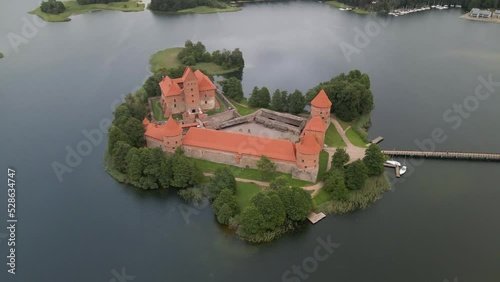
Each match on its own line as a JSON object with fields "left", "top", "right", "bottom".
{"left": 159, "top": 67, "right": 217, "bottom": 122}
{"left": 144, "top": 67, "right": 332, "bottom": 182}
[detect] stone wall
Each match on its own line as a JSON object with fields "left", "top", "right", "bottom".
{"left": 204, "top": 110, "right": 239, "bottom": 129}
{"left": 218, "top": 113, "right": 256, "bottom": 129}
{"left": 292, "top": 167, "right": 318, "bottom": 183}
{"left": 145, "top": 136, "right": 163, "bottom": 149}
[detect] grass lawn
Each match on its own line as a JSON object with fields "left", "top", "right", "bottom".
{"left": 151, "top": 98, "right": 166, "bottom": 121}
{"left": 229, "top": 98, "right": 257, "bottom": 116}
{"left": 206, "top": 94, "right": 227, "bottom": 115}
{"left": 324, "top": 123, "right": 346, "bottom": 148}
{"left": 313, "top": 189, "right": 331, "bottom": 207}
{"left": 353, "top": 8, "right": 370, "bottom": 14}
{"left": 149, "top": 48, "right": 240, "bottom": 75}
{"left": 235, "top": 182, "right": 262, "bottom": 209}
{"left": 192, "top": 158, "right": 313, "bottom": 187}
{"left": 29, "top": 0, "right": 144, "bottom": 22}
{"left": 346, "top": 128, "right": 368, "bottom": 148}
{"left": 177, "top": 5, "right": 241, "bottom": 14}
{"left": 316, "top": 150, "right": 330, "bottom": 182}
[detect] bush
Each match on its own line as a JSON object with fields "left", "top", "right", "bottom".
{"left": 40, "top": 0, "right": 66, "bottom": 14}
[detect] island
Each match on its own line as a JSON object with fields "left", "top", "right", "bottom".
{"left": 29, "top": 0, "right": 145, "bottom": 22}
{"left": 148, "top": 0, "right": 241, "bottom": 14}
{"left": 105, "top": 45, "right": 389, "bottom": 243}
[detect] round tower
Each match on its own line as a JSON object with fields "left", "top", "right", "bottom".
{"left": 303, "top": 116, "right": 327, "bottom": 148}
{"left": 295, "top": 133, "right": 321, "bottom": 171}
{"left": 310, "top": 89, "right": 332, "bottom": 124}
{"left": 162, "top": 116, "right": 183, "bottom": 153}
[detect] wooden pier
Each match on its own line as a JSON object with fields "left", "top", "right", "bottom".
{"left": 308, "top": 212, "right": 326, "bottom": 224}
{"left": 371, "top": 136, "right": 384, "bottom": 144}
{"left": 382, "top": 150, "right": 500, "bottom": 161}
{"left": 383, "top": 162, "right": 401, "bottom": 178}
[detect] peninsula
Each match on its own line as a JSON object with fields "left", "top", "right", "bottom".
{"left": 105, "top": 45, "right": 389, "bottom": 243}
{"left": 29, "top": 0, "right": 144, "bottom": 22}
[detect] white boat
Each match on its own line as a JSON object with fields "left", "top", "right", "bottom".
{"left": 385, "top": 160, "right": 401, "bottom": 167}
{"left": 399, "top": 166, "right": 407, "bottom": 175}
{"left": 339, "top": 8, "right": 346, "bottom": 10}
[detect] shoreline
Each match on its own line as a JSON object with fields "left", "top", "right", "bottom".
{"left": 460, "top": 14, "right": 500, "bottom": 24}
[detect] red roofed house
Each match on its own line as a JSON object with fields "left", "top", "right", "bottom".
{"left": 310, "top": 89, "right": 332, "bottom": 125}
{"left": 160, "top": 66, "right": 217, "bottom": 118}
{"left": 143, "top": 89, "right": 331, "bottom": 182}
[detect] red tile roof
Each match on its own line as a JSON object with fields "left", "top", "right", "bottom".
{"left": 182, "top": 128, "right": 297, "bottom": 162}
{"left": 143, "top": 118, "right": 150, "bottom": 126}
{"left": 296, "top": 134, "right": 321, "bottom": 155}
{"left": 304, "top": 116, "right": 326, "bottom": 132}
{"left": 194, "top": 70, "right": 216, "bottom": 91}
{"left": 311, "top": 89, "right": 332, "bottom": 108}
{"left": 159, "top": 67, "right": 216, "bottom": 97}
{"left": 144, "top": 117, "right": 183, "bottom": 140}
{"left": 159, "top": 76, "right": 182, "bottom": 97}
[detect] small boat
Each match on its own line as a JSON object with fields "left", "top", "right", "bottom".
{"left": 385, "top": 160, "right": 401, "bottom": 167}
{"left": 339, "top": 8, "right": 346, "bottom": 10}
{"left": 399, "top": 165, "right": 407, "bottom": 175}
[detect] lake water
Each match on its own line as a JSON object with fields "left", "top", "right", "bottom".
{"left": 0, "top": 1, "right": 499, "bottom": 281}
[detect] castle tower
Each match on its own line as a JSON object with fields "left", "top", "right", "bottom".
{"left": 310, "top": 89, "right": 332, "bottom": 125}
{"left": 181, "top": 67, "right": 200, "bottom": 114}
{"left": 295, "top": 133, "right": 321, "bottom": 171}
{"left": 162, "top": 116, "right": 183, "bottom": 153}
{"left": 303, "top": 116, "right": 327, "bottom": 148}
{"left": 142, "top": 118, "right": 150, "bottom": 128}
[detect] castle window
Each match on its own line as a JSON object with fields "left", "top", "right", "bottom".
{"left": 174, "top": 104, "right": 176, "bottom": 108}
{"left": 191, "top": 88, "right": 193, "bottom": 92}
{"left": 192, "top": 100, "right": 194, "bottom": 103}
{"left": 205, "top": 101, "right": 207, "bottom": 104}
{"left": 167, "top": 142, "right": 170, "bottom": 144}
{"left": 302, "top": 160, "right": 304, "bottom": 162}
{"left": 174, "top": 99, "right": 176, "bottom": 102}
{"left": 305, "top": 166, "right": 308, "bottom": 169}
{"left": 172, "top": 147, "right": 175, "bottom": 150}
{"left": 175, "top": 141, "right": 178, "bottom": 144}
{"left": 314, "top": 160, "right": 316, "bottom": 163}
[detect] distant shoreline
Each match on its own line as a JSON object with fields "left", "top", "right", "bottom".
{"left": 461, "top": 14, "right": 500, "bottom": 24}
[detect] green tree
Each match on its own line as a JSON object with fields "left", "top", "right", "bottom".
{"left": 40, "top": 0, "right": 66, "bottom": 14}
{"left": 120, "top": 117, "right": 145, "bottom": 148}
{"left": 111, "top": 141, "right": 132, "bottom": 173}
{"left": 221, "top": 77, "right": 244, "bottom": 102}
{"left": 345, "top": 160, "right": 368, "bottom": 190}
{"left": 209, "top": 167, "right": 237, "bottom": 197}
{"left": 363, "top": 144, "right": 385, "bottom": 176}
{"left": 288, "top": 89, "right": 306, "bottom": 114}
{"left": 213, "top": 188, "right": 239, "bottom": 216}
{"left": 250, "top": 192, "right": 286, "bottom": 230}
{"left": 216, "top": 203, "right": 234, "bottom": 225}
{"left": 257, "top": 155, "right": 276, "bottom": 181}
{"left": 277, "top": 187, "right": 312, "bottom": 221}
{"left": 108, "top": 125, "right": 130, "bottom": 152}
{"left": 331, "top": 148, "right": 350, "bottom": 169}
{"left": 279, "top": 90, "right": 289, "bottom": 113}
{"left": 248, "top": 86, "right": 260, "bottom": 108}
{"left": 323, "top": 169, "right": 348, "bottom": 201}
{"left": 269, "top": 176, "right": 288, "bottom": 191}
{"left": 259, "top": 87, "right": 271, "bottom": 108}
{"left": 270, "top": 89, "right": 283, "bottom": 112}
{"left": 239, "top": 205, "right": 264, "bottom": 235}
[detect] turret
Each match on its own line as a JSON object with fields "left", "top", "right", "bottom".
{"left": 310, "top": 89, "right": 332, "bottom": 125}
{"left": 303, "top": 116, "right": 327, "bottom": 147}
{"left": 162, "top": 116, "right": 183, "bottom": 153}
{"left": 295, "top": 133, "right": 321, "bottom": 171}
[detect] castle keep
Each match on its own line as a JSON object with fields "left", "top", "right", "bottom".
{"left": 144, "top": 68, "right": 332, "bottom": 182}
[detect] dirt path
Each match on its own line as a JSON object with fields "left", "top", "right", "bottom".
{"left": 203, "top": 173, "right": 270, "bottom": 187}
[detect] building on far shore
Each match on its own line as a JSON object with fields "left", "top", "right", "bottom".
{"left": 469, "top": 8, "right": 492, "bottom": 18}
{"left": 143, "top": 90, "right": 333, "bottom": 182}
{"left": 495, "top": 10, "right": 500, "bottom": 18}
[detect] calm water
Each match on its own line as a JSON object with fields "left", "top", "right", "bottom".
{"left": 0, "top": 1, "right": 499, "bottom": 281}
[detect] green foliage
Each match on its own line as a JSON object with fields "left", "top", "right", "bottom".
{"left": 111, "top": 141, "right": 132, "bottom": 173}
{"left": 256, "top": 155, "right": 276, "bottom": 181}
{"left": 269, "top": 176, "right": 289, "bottom": 191}
{"left": 306, "top": 70, "right": 374, "bottom": 122}
{"left": 213, "top": 188, "right": 239, "bottom": 224}
{"left": 171, "top": 149, "right": 203, "bottom": 188}
{"left": 250, "top": 192, "right": 286, "bottom": 230}
{"left": 248, "top": 86, "right": 270, "bottom": 108}
{"left": 288, "top": 89, "right": 306, "bottom": 115}
{"left": 176, "top": 41, "right": 244, "bottom": 70}
{"left": 149, "top": 0, "right": 230, "bottom": 12}
{"left": 277, "top": 187, "right": 312, "bottom": 221}
{"left": 331, "top": 148, "right": 350, "bottom": 169}
{"left": 209, "top": 167, "right": 237, "bottom": 197}
{"left": 40, "top": 0, "right": 66, "bottom": 14}
{"left": 363, "top": 144, "right": 385, "bottom": 176}
{"left": 220, "top": 77, "right": 244, "bottom": 102}
{"left": 239, "top": 205, "right": 265, "bottom": 235}
{"left": 345, "top": 160, "right": 368, "bottom": 190}
{"left": 323, "top": 169, "right": 348, "bottom": 202}
{"left": 216, "top": 203, "right": 234, "bottom": 225}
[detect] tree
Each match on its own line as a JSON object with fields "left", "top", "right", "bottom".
{"left": 120, "top": 117, "right": 145, "bottom": 148}
{"left": 239, "top": 205, "right": 264, "bottom": 235}
{"left": 269, "top": 176, "right": 288, "bottom": 191}
{"left": 288, "top": 89, "right": 306, "bottom": 114}
{"left": 257, "top": 155, "right": 276, "bottom": 181}
{"left": 277, "top": 187, "right": 312, "bottom": 221}
{"left": 331, "top": 148, "right": 350, "bottom": 169}
{"left": 212, "top": 188, "right": 239, "bottom": 216}
{"left": 111, "top": 141, "right": 132, "bottom": 173}
{"left": 270, "top": 89, "right": 282, "bottom": 112}
{"left": 279, "top": 90, "right": 289, "bottom": 113}
{"left": 221, "top": 77, "right": 244, "bottom": 102}
{"left": 248, "top": 86, "right": 260, "bottom": 108}
{"left": 363, "top": 144, "right": 385, "bottom": 176}
{"left": 209, "top": 167, "right": 237, "bottom": 197}
{"left": 171, "top": 150, "right": 195, "bottom": 188}
{"left": 345, "top": 160, "right": 368, "bottom": 190}
{"left": 108, "top": 125, "right": 130, "bottom": 152}
{"left": 323, "top": 169, "right": 348, "bottom": 201}
{"left": 41, "top": 0, "right": 66, "bottom": 14}
{"left": 259, "top": 87, "right": 271, "bottom": 108}
{"left": 250, "top": 192, "right": 286, "bottom": 230}
{"left": 216, "top": 203, "right": 234, "bottom": 225}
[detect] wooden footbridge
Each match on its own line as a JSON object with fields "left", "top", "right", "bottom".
{"left": 382, "top": 150, "right": 500, "bottom": 161}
